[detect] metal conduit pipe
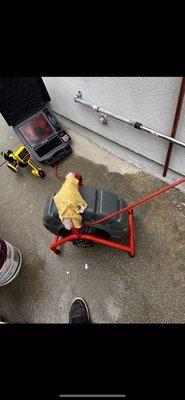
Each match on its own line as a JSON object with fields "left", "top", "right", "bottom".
{"left": 163, "top": 77, "right": 185, "bottom": 176}
{"left": 74, "top": 91, "right": 185, "bottom": 149}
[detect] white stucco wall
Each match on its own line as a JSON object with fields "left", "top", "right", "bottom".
{"left": 42, "top": 77, "right": 185, "bottom": 176}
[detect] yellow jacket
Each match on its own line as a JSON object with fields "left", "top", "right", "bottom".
{"left": 53, "top": 176, "right": 87, "bottom": 228}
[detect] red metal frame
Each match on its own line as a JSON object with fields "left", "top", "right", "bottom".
{"left": 49, "top": 175, "right": 185, "bottom": 257}
{"left": 50, "top": 209, "right": 135, "bottom": 256}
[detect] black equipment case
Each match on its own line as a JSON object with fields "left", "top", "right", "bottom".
{"left": 0, "top": 77, "right": 72, "bottom": 165}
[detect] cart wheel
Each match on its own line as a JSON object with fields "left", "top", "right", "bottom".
{"left": 129, "top": 253, "right": 135, "bottom": 258}
{"left": 7, "top": 163, "right": 18, "bottom": 173}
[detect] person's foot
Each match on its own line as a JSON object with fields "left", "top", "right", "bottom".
{"left": 69, "top": 297, "right": 90, "bottom": 324}
{"left": 0, "top": 314, "right": 5, "bottom": 323}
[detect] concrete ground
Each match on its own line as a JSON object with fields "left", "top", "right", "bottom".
{"left": 0, "top": 115, "right": 185, "bottom": 323}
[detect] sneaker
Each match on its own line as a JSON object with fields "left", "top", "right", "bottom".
{"left": 0, "top": 314, "right": 5, "bottom": 323}
{"left": 69, "top": 297, "right": 90, "bottom": 324}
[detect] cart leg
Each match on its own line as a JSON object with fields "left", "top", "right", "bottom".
{"left": 51, "top": 248, "right": 60, "bottom": 255}
{"left": 50, "top": 235, "right": 61, "bottom": 254}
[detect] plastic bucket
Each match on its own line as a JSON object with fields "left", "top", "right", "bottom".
{"left": 0, "top": 239, "right": 22, "bottom": 286}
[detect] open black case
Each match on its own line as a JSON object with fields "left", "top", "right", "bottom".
{"left": 0, "top": 77, "right": 72, "bottom": 166}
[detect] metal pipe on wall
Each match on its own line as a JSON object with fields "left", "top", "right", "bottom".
{"left": 74, "top": 91, "right": 185, "bottom": 149}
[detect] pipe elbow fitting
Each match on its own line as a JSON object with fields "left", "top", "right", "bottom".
{"left": 74, "top": 91, "right": 82, "bottom": 102}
